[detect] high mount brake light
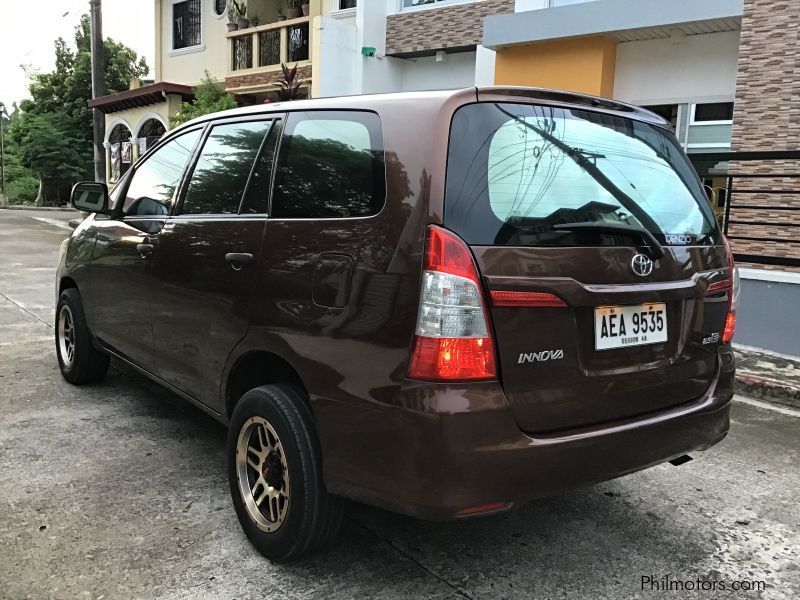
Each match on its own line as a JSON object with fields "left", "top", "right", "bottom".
{"left": 408, "top": 226, "right": 497, "bottom": 381}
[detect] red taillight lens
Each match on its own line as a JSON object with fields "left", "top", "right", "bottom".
{"left": 408, "top": 336, "right": 496, "bottom": 380}
{"left": 722, "top": 236, "right": 737, "bottom": 344}
{"left": 490, "top": 290, "right": 567, "bottom": 308}
{"left": 408, "top": 226, "right": 497, "bottom": 381}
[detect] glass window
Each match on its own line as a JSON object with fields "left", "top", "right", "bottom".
{"left": 337, "top": 0, "right": 357, "bottom": 9}
{"left": 241, "top": 120, "right": 282, "bottom": 215}
{"left": 172, "top": 0, "right": 202, "bottom": 50}
{"left": 693, "top": 102, "right": 734, "bottom": 123}
{"left": 271, "top": 111, "right": 385, "bottom": 219}
{"left": 182, "top": 121, "right": 273, "bottom": 215}
{"left": 445, "top": 103, "right": 718, "bottom": 247}
{"left": 213, "top": 0, "right": 228, "bottom": 17}
{"left": 122, "top": 129, "right": 202, "bottom": 217}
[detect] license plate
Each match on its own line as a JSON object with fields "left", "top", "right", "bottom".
{"left": 594, "top": 303, "right": 667, "bottom": 351}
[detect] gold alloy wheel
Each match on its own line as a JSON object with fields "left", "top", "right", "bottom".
{"left": 235, "top": 416, "right": 290, "bottom": 533}
{"left": 57, "top": 304, "right": 75, "bottom": 368}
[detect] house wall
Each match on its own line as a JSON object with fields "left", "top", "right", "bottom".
{"left": 613, "top": 31, "right": 740, "bottom": 105}
{"left": 494, "top": 36, "right": 617, "bottom": 97}
{"left": 157, "top": 0, "right": 230, "bottom": 86}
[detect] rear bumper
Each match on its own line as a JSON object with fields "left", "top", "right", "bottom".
{"left": 327, "top": 348, "right": 734, "bottom": 520}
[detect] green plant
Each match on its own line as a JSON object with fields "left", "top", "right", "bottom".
{"left": 273, "top": 0, "right": 286, "bottom": 16}
{"left": 171, "top": 71, "right": 238, "bottom": 126}
{"left": 276, "top": 63, "right": 305, "bottom": 101}
{"left": 232, "top": 0, "right": 247, "bottom": 18}
{"left": 249, "top": 13, "right": 260, "bottom": 26}
{"left": 6, "top": 175, "right": 40, "bottom": 204}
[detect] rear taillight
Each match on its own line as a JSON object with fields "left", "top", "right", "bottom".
{"left": 722, "top": 236, "right": 738, "bottom": 344}
{"left": 408, "top": 226, "right": 497, "bottom": 381}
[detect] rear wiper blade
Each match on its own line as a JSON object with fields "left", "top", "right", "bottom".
{"left": 551, "top": 222, "right": 666, "bottom": 260}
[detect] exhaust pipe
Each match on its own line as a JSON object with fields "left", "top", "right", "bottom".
{"left": 669, "top": 454, "right": 693, "bottom": 467}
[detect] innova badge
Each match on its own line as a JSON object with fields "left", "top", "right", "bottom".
{"left": 631, "top": 254, "right": 654, "bottom": 277}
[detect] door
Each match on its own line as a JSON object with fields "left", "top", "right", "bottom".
{"left": 150, "top": 117, "right": 282, "bottom": 409}
{"left": 87, "top": 128, "right": 203, "bottom": 371}
{"left": 444, "top": 101, "right": 730, "bottom": 434}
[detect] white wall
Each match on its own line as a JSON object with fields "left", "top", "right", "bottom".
{"left": 400, "top": 52, "right": 479, "bottom": 91}
{"left": 614, "top": 30, "right": 740, "bottom": 105}
{"left": 316, "top": 16, "right": 361, "bottom": 97}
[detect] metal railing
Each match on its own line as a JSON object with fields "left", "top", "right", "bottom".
{"left": 228, "top": 16, "right": 310, "bottom": 73}
{"left": 704, "top": 150, "right": 800, "bottom": 269}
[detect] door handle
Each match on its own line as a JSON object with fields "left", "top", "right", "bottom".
{"left": 137, "top": 243, "right": 155, "bottom": 258}
{"left": 225, "top": 252, "right": 254, "bottom": 270}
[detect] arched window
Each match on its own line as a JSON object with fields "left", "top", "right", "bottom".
{"left": 137, "top": 118, "right": 167, "bottom": 155}
{"left": 108, "top": 123, "right": 133, "bottom": 182}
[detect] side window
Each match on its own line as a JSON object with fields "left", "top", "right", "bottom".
{"left": 271, "top": 111, "right": 385, "bottom": 219}
{"left": 241, "top": 120, "right": 282, "bottom": 215}
{"left": 122, "top": 129, "right": 201, "bottom": 217}
{"left": 182, "top": 120, "right": 273, "bottom": 215}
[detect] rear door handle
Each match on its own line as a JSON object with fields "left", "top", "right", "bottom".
{"left": 225, "top": 252, "right": 254, "bottom": 270}
{"left": 136, "top": 243, "right": 155, "bottom": 258}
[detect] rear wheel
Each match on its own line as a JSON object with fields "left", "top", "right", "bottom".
{"left": 227, "top": 384, "right": 343, "bottom": 561}
{"left": 55, "top": 288, "right": 110, "bottom": 384}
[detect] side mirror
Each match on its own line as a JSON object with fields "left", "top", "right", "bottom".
{"left": 71, "top": 181, "right": 109, "bottom": 214}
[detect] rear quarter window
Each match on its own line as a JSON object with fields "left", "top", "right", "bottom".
{"left": 271, "top": 111, "right": 385, "bottom": 219}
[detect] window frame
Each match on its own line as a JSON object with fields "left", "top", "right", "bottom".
{"left": 168, "top": 0, "right": 205, "bottom": 56}
{"left": 399, "top": 0, "right": 480, "bottom": 14}
{"left": 331, "top": 0, "right": 357, "bottom": 17}
{"left": 116, "top": 125, "right": 206, "bottom": 220}
{"left": 174, "top": 115, "right": 286, "bottom": 219}
{"left": 269, "top": 109, "right": 386, "bottom": 221}
{"left": 212, "top": 0, "right": 228, "bottom": 19}
{"left": 689, "top": 102, "right": 735, "bottom": 126}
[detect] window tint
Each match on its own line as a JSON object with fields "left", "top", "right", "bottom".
{"left": 122, "top": 129, "right": 201, "bottom": 217}
{"left": 445, "top": 103, "right": 718, "bottom": 247}
{"left": 271, "top": 111, "right": 384, "bottom": 219}
{"left": 241, "top": 120, "right": 282, "bottom": 215}
{"left": 182, "top": 121, "right": 273, "bottom": 215}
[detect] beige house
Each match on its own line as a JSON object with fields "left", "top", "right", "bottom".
{"left": 90, "top": 0, "right": 327, "bottom": 184}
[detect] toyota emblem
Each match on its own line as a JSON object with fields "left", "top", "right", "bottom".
{"left": 631, "top": 254, "right": 654, "bottom": 277}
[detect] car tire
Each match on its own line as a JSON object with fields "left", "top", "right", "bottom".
{"left": 227, "top": 384, "right": 343, "bottom": 561}
{"left": 55, "top": 288, "right": 110, "bottom": 385}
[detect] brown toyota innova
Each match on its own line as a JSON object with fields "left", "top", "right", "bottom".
{"left": 57, "top": 87, "right": 737, "bottom": 561}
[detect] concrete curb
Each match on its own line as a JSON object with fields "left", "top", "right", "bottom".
{"left": 734, "top": 346, "right": 800, "bottom": 410}
{"left": 0, "top": 205, "right": 78, "bottom": 212}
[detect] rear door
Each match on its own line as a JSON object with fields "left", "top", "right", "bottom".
{"left": 445, "top": 101, "right": 730, "bottom": 434}
{"left": 150, "top": 117, "right": 282, "bottom": 410}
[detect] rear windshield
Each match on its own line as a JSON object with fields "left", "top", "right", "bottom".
{"left": 445, "top": 103, "right": 719, "bottom": 247}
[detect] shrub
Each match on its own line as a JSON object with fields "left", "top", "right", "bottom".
{"left": 6, "top": 176, "right": 40, "bottom": 204}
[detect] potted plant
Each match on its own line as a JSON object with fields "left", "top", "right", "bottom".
{"left": 301, "top": 2, "right": 310, "bottom": 16}
{"left": 233, "top": 0, "right": 250, "bottom": 29}
{"left": 227, "top": 3, "right": 238, "bottom": 31}
{"left": 249, "top": 13, "right": 260, "bottom": 26}
{"left": 273, "top": 0, "right": 287, "bottom": 22}
{"left": 286, "top": 0, "right": 302, "bottom": 19}
{"left": 276, "top": 63, "right": 306, "bottom": 101}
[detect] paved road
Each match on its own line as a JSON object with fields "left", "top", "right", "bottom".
{"left": 1, "top": 209, "right": 798, "bottom": 600}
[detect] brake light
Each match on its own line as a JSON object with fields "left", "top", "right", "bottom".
{"left": 722, "top": 236, "right": 737, "bottom": 344}
{"left": 408, "top": 226, "right": 497, "bottom": 381}
{"left": 490, "top": 290, "right": 567, "bottom": 308}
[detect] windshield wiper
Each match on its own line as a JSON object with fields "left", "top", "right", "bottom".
{"left": 552, "top": 222, "right": 666, "bottom": 260}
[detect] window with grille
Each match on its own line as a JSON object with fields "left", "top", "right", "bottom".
{"left": 172, "top": 0, "right": 202, "bottom": 50}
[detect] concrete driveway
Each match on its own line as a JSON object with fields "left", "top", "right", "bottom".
{"left": 1, "top": 209, "right": 798, "bottom": 600}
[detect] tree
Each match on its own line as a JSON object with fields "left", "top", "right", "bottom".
{"left": 7, "top": 14, "right": 148, "bottom": 203}
{"left": 171, "top": 72, "right": 237, "bottom": 126}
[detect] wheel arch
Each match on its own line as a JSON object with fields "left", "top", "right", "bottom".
{"left": 224, "top": 350, "right": 311, "bottom": 421}
{"left": 59, "top": 276, "right": 79, "bottom": 295}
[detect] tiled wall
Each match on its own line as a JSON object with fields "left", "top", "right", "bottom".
{"left": 385, "top": 0, "right": 515, "bottom": 56}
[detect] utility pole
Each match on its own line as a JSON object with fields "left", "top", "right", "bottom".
{"left": 89, "top": 0, "right": 106, "bottom": 182}
{"left": 0, "top": 102, "right": 7, "bottom": 197}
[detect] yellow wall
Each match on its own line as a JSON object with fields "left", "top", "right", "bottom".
{"left": 494, "top": 36, "right": 618, "bottom": 98}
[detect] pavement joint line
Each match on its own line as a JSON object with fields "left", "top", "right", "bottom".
{"left": 0, "top": 292, "right": 52, "bottom": 330}
{"left": 735, "top": 395, "right": 800, "bottom": 417}
{"left": 348, "top": 517, "right": 476, "bottom": 600}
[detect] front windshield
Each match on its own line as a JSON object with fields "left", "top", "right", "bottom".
{"left": 445, "top": 103, "right": 718, "bottom": 247}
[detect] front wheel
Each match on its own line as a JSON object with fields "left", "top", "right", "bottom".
{"left": 55, "top": 288, "right": 110, "bottom": 384}
{"left": 227, "top": 384, "right": 343, "bottom": 561}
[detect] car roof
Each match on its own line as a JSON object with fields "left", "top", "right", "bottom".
{"left": 173, "top": 86, "right": 669, "bottom": 134}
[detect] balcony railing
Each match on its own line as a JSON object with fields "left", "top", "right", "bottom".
{"left": 227, "top": 16, "right": 310, "bottom": 74}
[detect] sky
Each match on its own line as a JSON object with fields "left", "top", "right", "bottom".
{"left": 0, "top": 0, "right": 155, "bottom": 109}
